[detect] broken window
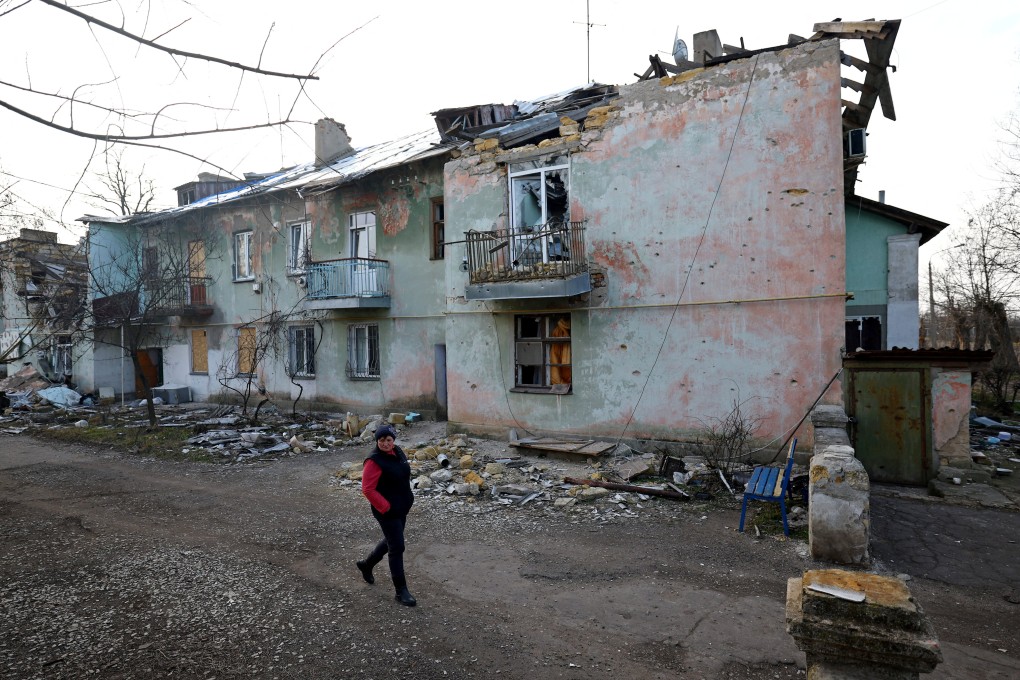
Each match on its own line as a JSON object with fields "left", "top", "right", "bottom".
{"left": 288, "top": 221, "right": 310, "bottom": 273}
{"left": 430, "top": 198, "right": 445, "bottom": 260}
{"left": 347, "top": 323, "right": 379, "bottom": 380}
{"left": 514, "top": 314, "right": 571, "bottom": 391}
{"left": 509, "top": 158, "right": 570, "bottom": 267}
{"left": 237, "top": 326, "right": 256, "bottom": 376}
{"left": 845, "top": 316, "right": 882, "bottom": 352}
{"left": 290, "top": 326, "right": 315, "bottom": 378}
{"left": 51, "top": 335, "right": 72, "bottom": 378}
{"left": 233, "top": 231, "right": 254, "bottom": 281}
{"left": 190, "top": 329, "right": 208, "bottom": 374}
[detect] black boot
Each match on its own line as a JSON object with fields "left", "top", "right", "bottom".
{"left": 356, "top": 560, "right": 375, "bottom": 584}
{"left": 394, "top": 587, "right": 417, "bottom": 607}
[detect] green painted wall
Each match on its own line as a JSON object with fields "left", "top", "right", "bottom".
{"left": 845, "top": 202, "right": 903, "bottom": 309}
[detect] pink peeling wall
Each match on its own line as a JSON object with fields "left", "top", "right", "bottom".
{"left": 931, "top": 370, "right": 972, "bottom": 459}
{"left": 445, "top": 40, "right": 846, "bottom": 443}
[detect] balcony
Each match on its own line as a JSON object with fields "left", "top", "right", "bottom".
{"left": 303, "top": 258, "right": 391, "bottom": 310}
{"left": 464, "top": 221, "right": 590, "bottom": 300}
{"left": 145, "top": 276, "right": 214, "bottom": 317}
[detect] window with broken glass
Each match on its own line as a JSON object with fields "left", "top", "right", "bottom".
{"left": 290, "top": 326, "right": 316, "bottom": 378}
{"left": 347, "top": 323, "right": 379, "bottom": 380}
{"left": 845, "top": 316, "right": 882, "bottom": 352}
{"left": 508, "top": 158, "right": 570, "bottom": 267}
{"left": 287, "top": 221, "right": 310, "bottom": 273}
{"left": 233, "top": 231, "right": 254, "bottom": 281}
{"left": 51, "top": 335, "right": 72, "bottom": 378}
{"left": 430, "top": 198, "right": 445, "bottom": 260}
{"left": 514, "top": 314, "right": 571, "bottom": 392}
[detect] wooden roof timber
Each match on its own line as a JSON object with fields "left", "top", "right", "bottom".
{"left": 812, "top": 19, "right": 900, "bottom": 193}
{"left": 816, "top": 20, "right": 900, "bottom": 125}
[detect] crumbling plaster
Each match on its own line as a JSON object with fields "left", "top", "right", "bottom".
{"left": 445, "top": 40, "right": 846, "bottom": 442}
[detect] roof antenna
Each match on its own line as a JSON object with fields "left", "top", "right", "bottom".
{"left": 574, "top": 0, "right": 605, "bottom": 83}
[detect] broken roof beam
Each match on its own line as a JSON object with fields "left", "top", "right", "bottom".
{"left": 811, "top": 20, "right": 895, "bottom": 40}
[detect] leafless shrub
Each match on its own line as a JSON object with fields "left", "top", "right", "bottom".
{"left": 692, "top": 396, "right": 765, "bottom": 474}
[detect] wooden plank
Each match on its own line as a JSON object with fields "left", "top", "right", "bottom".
{"left": 576, "top": 442, "right": 616, "bottom": 455}
{"left": 510, "top": 438, "right": 614, "bottom": 456}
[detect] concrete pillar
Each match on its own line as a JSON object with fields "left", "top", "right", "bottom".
{"left": 787, "top": 569, "right": 943, "bottom": 678}
{"left": 886, "top": 233, "right": 922, "bottom": 349}
{"left": 809, "top": 445, "right": 870, "bottom": 564}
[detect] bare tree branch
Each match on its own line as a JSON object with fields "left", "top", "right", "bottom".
{"left": 38, "top": 0, "right": 318, "bottom": 81}
{"left": 0, "top": 96, "right": 303, "bottom": 141}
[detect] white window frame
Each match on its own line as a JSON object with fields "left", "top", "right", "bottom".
{"left": 233, "top": 231, "right": 254, "bottom": 281}
{"left": 289, "top": 326, "right": 316, "bottom": 378}
{"left": 508, "top": 160, "right": 570, "bottom": 265}
{"left": 287, "top": 221, "right": 310, "bottom": 274}
{"left": 348, "top": 212, "right": 376, "bottom": 260}
{"left": 347, "top": 323, "right": 380, "bottom": 380}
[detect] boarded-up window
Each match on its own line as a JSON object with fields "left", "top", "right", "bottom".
{"left": 191, "top": 329, "right": 208, "bottom": 373}
{"left": 238, "top": 326, "right": 256, "bottom": 376}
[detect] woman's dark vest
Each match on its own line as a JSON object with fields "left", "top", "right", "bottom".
{"left": 366, "top": 446, "right": 414, "bottom": 517}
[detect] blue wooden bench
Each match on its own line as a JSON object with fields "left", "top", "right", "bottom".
{"left": 739, "top": 438, "right": 798, "bottom": 536}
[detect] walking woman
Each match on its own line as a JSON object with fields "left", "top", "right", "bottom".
{"left": 357, "top": 425, "right": 417, "bottom": 606}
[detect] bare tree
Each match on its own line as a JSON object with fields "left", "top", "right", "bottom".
{"left": 85, "top": 221, "right": 220, "bottom": 425}
{"left": 86, "top": 149, "right": 156, "bottom": 216}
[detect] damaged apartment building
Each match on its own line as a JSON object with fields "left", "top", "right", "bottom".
{"left": 0, "top": 228, "right": 87, "bottom": 381}
{"left": 77, "top": 19, "right": 943, "bottom": 448}
{"left": 437, "top": 19, "right": 943, "bottom": 444}
{"left": 80, "top": 123, "right": 452, "bottom": 412}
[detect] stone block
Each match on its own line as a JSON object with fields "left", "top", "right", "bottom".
{"left": 484, "top": 462, "right": 505, "bottom": 475}
{"left": 474, "top": 138, "right": 498, "bottom": 152}
{"left": 459, "top": 454, "right": 474, "bottom": 469}
{"left": 787, "top": 573, "right": 942, "bottom": 676}
{"left": 809, "top": 447, "right": 870, "bottom": 564}
{"left": 463, "top": 470, "right": 485, "bottom": 487}
{"left": 811, "top": 405, "right": 850, "bottom": 430}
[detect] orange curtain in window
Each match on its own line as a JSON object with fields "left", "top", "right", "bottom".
{"left": 549, "top": 317, "right": 571, "bottom": 385}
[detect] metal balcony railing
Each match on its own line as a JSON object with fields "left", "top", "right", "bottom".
{"left": 465, "top": 221, "right": 587, "bottom": 285}
{"left": 145, "top": 276, "right": 213, "bottom": 315}
{"left": 305, "top": 258, "right": 390, "bottom": 299}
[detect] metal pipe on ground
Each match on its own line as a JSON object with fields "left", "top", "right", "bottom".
{"left": 562, "top": 476, "right": 690, "bottom": 501}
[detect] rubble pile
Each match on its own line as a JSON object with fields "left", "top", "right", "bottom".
{"left": 0, "top": 373, "right": 811, "bottom": 528}
{"left": 332, "top": 432, "right": 808, "bottom": 529}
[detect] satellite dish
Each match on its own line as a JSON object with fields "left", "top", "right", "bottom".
{"left": 673, "top": 28, "right": 688, "bottom": 65}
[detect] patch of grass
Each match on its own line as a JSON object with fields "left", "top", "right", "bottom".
{"left": 746, "top": 502, "right": 808, "bottom": 540}
{"left": 37, "top": 422, "right": 220, "bottom": 463}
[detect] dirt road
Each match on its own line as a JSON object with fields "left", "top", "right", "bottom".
{"left": 1, "top": 430, "right": 1017, "bottom": 679}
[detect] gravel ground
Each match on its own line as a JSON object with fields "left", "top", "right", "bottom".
{"left": 1, "top": 421, "right": 1017, "bottom": 679}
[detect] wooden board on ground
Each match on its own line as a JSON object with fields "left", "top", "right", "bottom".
{"left": 509, "top": 436, "right": 616, "bottom": 457}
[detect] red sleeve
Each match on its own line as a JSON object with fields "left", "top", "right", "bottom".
{"left": 361, "top": 460, "right": 391, "bottom": 514}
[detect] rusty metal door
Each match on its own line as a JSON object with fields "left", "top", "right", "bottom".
{"left": 848, "top": 368, "right": 930, "bottom": 485}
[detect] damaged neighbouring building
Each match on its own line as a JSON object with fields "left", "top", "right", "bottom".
{"left": 438, "top": 20, "right": 931, "bottom": 445}
{"left": 0, "top": 228, "right": 87, "bottom": 381}
{"left": 80, "top": 123, "right": 452, "bottom": 413}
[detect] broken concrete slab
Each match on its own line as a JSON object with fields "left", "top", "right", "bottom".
{"left": 927, "top": 480, "right": 1014, "bottom": 508}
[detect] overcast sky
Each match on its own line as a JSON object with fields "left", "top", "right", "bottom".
{"left": 1, "top": 0, "right": 1017, "bottom": 266}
